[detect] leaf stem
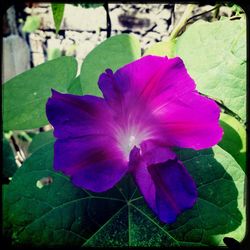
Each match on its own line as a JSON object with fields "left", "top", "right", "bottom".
{"left": 186, "top": 4, "right": 221, "bottom": 23}
{"left": 104, "top": 2, "right": 111, "bottom": 38}
{"left": 3, "top": 131, "right": 13, "bottom": 140}
{"left": 169, "top": 4, "right": 196, "bottom": 40}
{"left": 18, "top": 131, "right": 32, "bottom": 143}
{"left": 213, "top": 4, "right": 221, "bottom": 19}
{"left": 198, "top": 91, "right": 245, "bottom": 126}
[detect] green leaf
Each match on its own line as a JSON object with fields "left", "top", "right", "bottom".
{"left": 47, "top": 48, "right": 62, "bottom": 61}
{"left": 22, "top": 16, "right": 41, "bottom": 33}
{"left": 4, "top": 143, "right": 245, "bottom": 246}
{"left": 80, "top": 34, "right": 141, "bottom": 96}
{"left": 67, "top": 76, "right": 83, "bottom": 95}
{"left": 3, "top": 56, "right": 78, "bottom": 131}
{"left": 3, "top": 185, "right": 13, "bottom": 241}
{"left": 144, "top": 39, "right": 176, "bottom": 57}
{"left": 171, "top": 146, "right": 246, "bottom": 246}
{"left": 51, "top": 3, "right": 65, "bottom": 33}
{"left": 2, "top": 138, "right": 18, "bottom": 178}
{"left": 3, "top": 143, "right": 125, "bottom": 246}
{"left": 219, "top": 113, "right": 246, "bottom": 173}
{"left": 227, "top": 3, "right": 244, "bottom": 15}
{"left": 176, "top": 18, "right": 246, "bottom": 121}
{"left": 28, "top": 131, "right": 55, "bottom": 154}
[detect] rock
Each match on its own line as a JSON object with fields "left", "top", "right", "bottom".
{"left": 47, "top": 38, "right": 61, "bottom": 50}
{"left": 39, "top": 11, "right": 55, "bottom": 30}
{"left": 61, "top": 4, "right": 106, "bottom": 31}
{"left": 75, "top": 40, "right": 95, "bottom": 60}
{"left": 110, "top": 7, "right": 155, "bottom": 33}
{"left": 36, "top": 3, "right": 50, "bottom": 8}
{"left": 144, "top": 31, "right": 161, "bottom": 41}
{"left": 24, "top": 7, "right": 32, "bottom": 14}
{"left": 29, "top": 33, "right": 44, "bottom": 53}
{"left": 32, "top": 52, "right": 45, "bottom": 66}
{"left": 61, "top": 38, "right": 74, "bottom": 50}
{"left": 35, "top": 30, "right": 46, "bottom": 40}
{"left": 118, "top": 14, "right": 152, "bottom": 30}
{"left": 109, "top": 8, "right": 126, "bottom": 30}
{"left": 2, "top": 35, "right": 30, "bottom": 83}
{"left": 32, "top": 7, "right": 49, "bottom": 15}
{"left": 153, "top": 19, "right": 169, "bottom": 36}
{"left": 44, "top": 31, "right": 56, "bottom": 38}
{"left": 109, "top": 4, "right": 120, "bottom": 11}
{"left": 158, "top": 9, "right": 172, "bottom": 20}
{"left": 219, "top": 6, "right": 233, "bottom": 17}
{"left": 98, "top": 31, "right": 107, "bottom": 41}
{"left": 65, "top": 30, "right": 96, "bottom": 43}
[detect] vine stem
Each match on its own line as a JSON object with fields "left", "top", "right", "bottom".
{"left": 169, "top": 4, "right": 196, "bottom": 40}
{"left": 187, "top": 5, "right": 221, "bottom": 23}
{"left": 104, "top": 2, "right": 111, "bottom": 38}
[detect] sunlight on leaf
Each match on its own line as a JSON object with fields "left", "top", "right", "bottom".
{"left": 80, "top": 34, "right": 141, "bottom": 96}
{"left": 176, "top": 18, "right": 246, "bottom": 121}
{"left": 3, "top": 56, "right": 77, "bottom": 130}
{"left": 22, "top": 16, "right": 41, "bottom": 33}
{"left": 144, "top": 39, "right": 176, "bottom": 57}
{"left": 219, "top": 113, "right": 246, "bottom": 173}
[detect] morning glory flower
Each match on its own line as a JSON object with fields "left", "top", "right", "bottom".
{"left": 46, "top": 55, "right": 223, "bottom": 223}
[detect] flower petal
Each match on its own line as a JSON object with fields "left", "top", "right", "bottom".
{"left": 132, "top": 158, "right": 197, "bottom": 224}
{"left": 139, "top": 139, "right": 176, "bottom": 165}
{"left": 130, "top": 141, "right": 197, "bottom": 224}
{"left": 154, "top": 91, "right": 223, "bottom": 150}
{"left": 46, "top": 89, "right": 114, "bottom": 139}
{"left": 54, "top": 136, "right": 128, "bottom": 192}
{"left": 46, "top": 90, "right": 128, "bottom": 192}
{"left": 98, "top": 56, "right": 195, "bottom": 107}
{"left": 97, "top": 56, "right": 222, "bottom": 150}
{"left": 148, "top": 159, "right": 197, "bottom": 223}
{"left": 131, "top": 151, "right": 157, "bottom": 211}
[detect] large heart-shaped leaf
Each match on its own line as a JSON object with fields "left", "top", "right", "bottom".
{"left": 144, "top": 39, "right": 176, "bottom": 57}
{"left": 67, "top": 76, "right": 83, "bottom": 95}
{"left": 176, "top": 18, "right": 246, "bottom": 122}
{"left": 28, "top": 131, "right": 55, "bottom": 154}
{"left": 80, "top": 34, "right": 141, "bottom": 96}
{"left": 3, "top": 56, "right": 77, "bottom": 131}
{"left": 3, "top": 142, "right": 245, "bottom": 247}
{"left": 219, "top": 113, "right": 246, "bottom": 173}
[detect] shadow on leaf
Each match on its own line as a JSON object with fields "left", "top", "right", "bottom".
{"left": 164, "top": 147, "right": 244, "bottom": 246}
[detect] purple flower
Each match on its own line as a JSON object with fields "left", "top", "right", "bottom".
{"left": 46, "top": 55, "right": 223, "bottom": 223}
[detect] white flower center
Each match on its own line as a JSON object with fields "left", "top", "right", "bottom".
{"left": 117, "top": 128, "right": 152, "bottom": 160}
{"left": 121, "top": 134, "right": 140, "bottom": 158}
{"left": 128, "top": 135, "right": 136, "bottom": 148}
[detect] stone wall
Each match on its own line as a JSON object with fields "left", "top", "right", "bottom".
{"left": 3, "top": 3, "right": 233, "bottom": 80}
